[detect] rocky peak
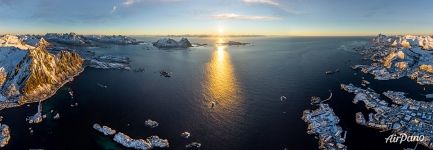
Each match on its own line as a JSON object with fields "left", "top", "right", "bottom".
{"left": 0, "top": 36, "right": 84, "bottom": 105}
{"left": 20, "top": 44, "right": 84, "bottom": 103}
{"left": 36, "top": 38, "right": 49, "bottom": 47}
{"left": 178, "top": 38, "right": 192, "bottom": 48}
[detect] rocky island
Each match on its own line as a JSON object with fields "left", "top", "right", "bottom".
{"left": 152, "top": 38, "right": 192, "bottom": 48}
{"left": 180, "top": 132, "right": 190, "bottom": 139}
{"left": 217, "top": 41, "right": 249, "bottom": 46}
{"left": 353, "top": 34, "right": 433, "bottom": 85}
{"left": 302, "top": 103, "right": 347, "bottom": 150}
{"left": 144, "top": 119, "right": 159, "bottom": 128}
{"left": 93, "top": 123, "right": 169, "bottom": 150}
{"left": 186, "top": 142, "right": 201, "bottom": 148}
{"left": 93, "top": 123, "right": 116, "bottom": 135}
{"left": 341, "top": 83, "right": 433, "bottom": 149}
{"left": 302, "top": 90, "right": 346, "bottom": 150}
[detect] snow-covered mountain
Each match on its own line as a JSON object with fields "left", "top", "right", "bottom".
{"left": 153, "top": 38, "right": 192, "bottom": 48}
{"left": 42, "top": 33, "right": 141, "bottom": 46}
{"left": 372, "top": 34, "right": 433, "bottom": 50}
{"left": 354, "top": 34, "right": 433, "bottom": 85}
{"left": 84, "top": 35, "right": 139, "bottom": 45}
{"left": 18, "top": 35, "right": 43, "bottom": 47}
{"left": 44, "top": 32, "right": 87, "bottom": 45}
{"left": 0, "top": 35, "right": 84, "bottom": 106}
{"left": 16, "top": 33, "right": 142, "bottom": 46}
{"left": 0, "top": 35, "right": 35, "bottom": 50}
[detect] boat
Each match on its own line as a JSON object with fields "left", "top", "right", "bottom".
{"left": 133, "top": 67, "right": 145, "bottom": 72}
{"left": 160, "top": 71, "right": 171, "bottom": 77}
{"left": 68, "top": 88, "right": 74, "bottom": 99}
{"left": 97, "top": 83, "right": 108, "bottom": 88}
{"left": 325, "top": 69, "right": 340, "bottom": 75}
{"left": 280, "top": 96, "right": 287, "bottom": 101}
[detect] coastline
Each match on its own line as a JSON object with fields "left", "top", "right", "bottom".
{"left": 22, "top": 66, "right": 85, "bottom": 104}
{"left": 0, "top": 66, "right": 85, "bottom": 110}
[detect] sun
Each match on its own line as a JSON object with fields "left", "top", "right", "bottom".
{"left": 218, "top": 25, "right": 224, "bottom": 35}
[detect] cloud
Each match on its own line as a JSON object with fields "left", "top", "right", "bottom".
{"left": 27, "top": 0, "right": 122, "bottom": 24}
{"left": 241, "top": 0, "right": 300, "bottom": 15}
{"left": 0, "top": 0, "right": 14, "bottom": 5}
{"left": 122, "top": 0, "right": 182, "bottom": 6}
{"left": 111, "top": 6, "right": 117, "bottom": 13}
{"left": 122, "top": 0, "right": 140, "bottom": 6}
{"left": 159, "top": 0, "right": 183, "bottom": 2}
{"left": 211, "top": 13, "right": 280, "bottom": 21}
{"left": 111, "top": 5, "right": 117, "bottom": 13}
{"left": 242, "top": 0, "right": 279, "bottom": 6}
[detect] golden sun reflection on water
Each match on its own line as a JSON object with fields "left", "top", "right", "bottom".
{"left": 202, "top": 38, "right": 244, "bottom": 122}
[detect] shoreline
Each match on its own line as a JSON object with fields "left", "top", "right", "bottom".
{"left": 0, "top": 67, "right": 85, "bottom": 110}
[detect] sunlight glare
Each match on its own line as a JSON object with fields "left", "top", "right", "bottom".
{"left": 218, "top": 25, "right": 224, "bottom": 35}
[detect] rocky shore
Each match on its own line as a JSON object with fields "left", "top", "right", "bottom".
{"left": 93, "top": 123, "right": 116, "bottom": 135}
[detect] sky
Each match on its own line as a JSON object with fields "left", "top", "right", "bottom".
{"left": 1, "top": 0, "right": 433, "bottom": 36}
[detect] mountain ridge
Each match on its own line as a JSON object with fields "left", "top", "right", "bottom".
{"left": 0, "top": 35, "right": 84, "bottom": 106}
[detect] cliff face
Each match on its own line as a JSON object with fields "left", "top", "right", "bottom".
{"left": 0, "top": 35, "right": 84, "bottom": 104}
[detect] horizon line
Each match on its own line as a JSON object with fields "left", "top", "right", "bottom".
{"left": 0, "top": 32, "right": 384, "bottom": 37}
{"left": 2, "top": 32, "right": 431, "bottom": 37}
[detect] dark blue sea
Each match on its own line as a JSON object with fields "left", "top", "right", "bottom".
{"left": 1, "top": 36, "right": 430, "bottom": 150}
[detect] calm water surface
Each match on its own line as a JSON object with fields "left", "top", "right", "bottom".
{"left": 1, "top": 36, "right": 430, "bottom": 150}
